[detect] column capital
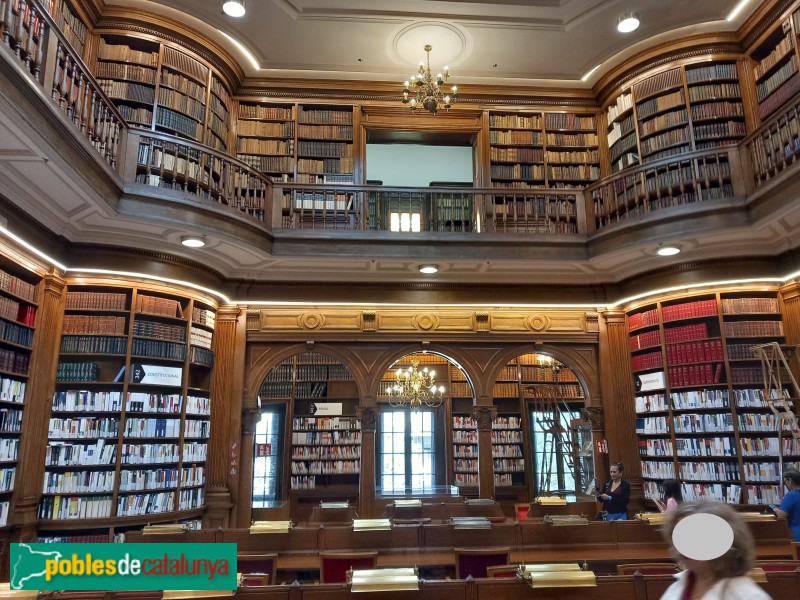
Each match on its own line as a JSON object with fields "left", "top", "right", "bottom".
{"left": 356, "top": 405, "right": 377, "bottom": 432}
{"left": 470, "top": 405, "right": 497, "bottom": 431}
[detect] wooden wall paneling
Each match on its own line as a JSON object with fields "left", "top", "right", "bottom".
{"left": 779, "top": 282, "right": 800, "bottom": 384}
{"left": 597, "top": 309, "right": 642, "bottom": 511}
{"left": 12, "top": 271, "right": 66, "bottom": 542}
{"left": 206, "top": 305, "right": 246, "bottom": 529}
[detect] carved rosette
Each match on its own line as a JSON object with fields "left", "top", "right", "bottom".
{"left": 356, "top": 406, "right": 377, "bottom": 432}
{"left": 526, "top": 314, "right": 550, "bottom": 331}
{"left": 412, "top": 313, "right": 439, "bottom": 331}
{"left": 298, "top": 312, "right": 325, "bottom": 329}
{"left": 470, "top": 406, "right": 498, "bottom": 431}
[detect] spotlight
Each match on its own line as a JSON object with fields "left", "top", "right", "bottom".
{"left": 419, "top": 265, "right": 439, "bottom": 274}
{"left": 181, "top": 235, "right": 206, "bottom": 248}
{"left": 617, "top": 13, "right": 640, "bottom": 33}
{"left": 222, "top": 0, "right": 246, "bottom": 17}
{"left": 656, "top": 244, "right": 681, "bottom": 256}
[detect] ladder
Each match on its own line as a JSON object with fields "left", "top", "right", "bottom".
{"left": 751, "top": 342, "right": 800, "bottom": 498}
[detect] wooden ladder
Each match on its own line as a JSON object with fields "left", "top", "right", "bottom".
{"left": 751, "top": 342, "right": 800, "bottom": 491}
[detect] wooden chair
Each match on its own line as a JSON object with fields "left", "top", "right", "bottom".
{"left": 486, "top": 564, "right": 520, "bottom": 578}
{"left": 515, "top": 503, "right": 531, "bottom": 521}
{"left": 754, "top": 560, "right": 800, "bottom": 572}
{"left": 320, "top": 551, "right": 378, "bottom": 583}
{"left": 617, "top": 562, "right": 679, "bottom": 575}
{"left": 237, "top": 553, "right": 277, "bottom": 583}
{"left": 454, "top": 547, "right": 511, "bottom": 579}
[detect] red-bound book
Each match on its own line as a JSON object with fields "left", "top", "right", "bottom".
{"left": 714, "top": 363, "right": 723, "bottom": 384}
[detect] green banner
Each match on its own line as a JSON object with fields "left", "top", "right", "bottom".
{"left": 10, "top": 543, "right": 237, "bottom": 591}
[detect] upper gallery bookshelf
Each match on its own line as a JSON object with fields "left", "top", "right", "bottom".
{"left": 487, "top": 111, "right": 599, "bottom": 189}
{"left": 38, "top": 284, "right": 215, "bottom": 541}
{"left": 628, "top": 290, "right": 799, "bottom": 506}
{"left": 605, "top": 60, "right": 745, "bottom": 174}
{"left": 0, "top": 258, "right": 39, "bottom": 529}
{"left": 42, "top": 0, "right": 89, "bottom": 59}
{"left": 94, "top": 34, "right": 232, "bottom": 152}
{"left": 258, "top": 352, "right": 360, "bottom": 504}
{"left": 751, "top": 17, "right": 800, "bottom": 121}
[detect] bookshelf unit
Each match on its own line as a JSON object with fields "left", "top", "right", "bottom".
{"left": 0, "top": 260, "right": 39, "bottom": 529}
{"left": 295, "top": 104, "right": 354, "bottom": 185}
{"left": 543, "top": 112, "right": 600, "bottom": 189}
{"left": 488, "top": 111, "right": 545, "bottom": 189}
{"left": 281, "top": 353, "right": 360, "bottom": 505}
{"left": 628, "top": 290, "right": 799, "bottom": 506}
{"left": 606, "top": 91, "right": 638, "bottom": 173}
{"left": 750, "top": 20, "right": 800, "bottom": 121}
{"left": 94, "top": 34, "right": 232, "bottom": 149}
{"left": 634, "top": 68, "right": 692, "bottom": 165}
{"left": 236, "top": 101, "right": 296, "bottom": 183}
{"left": 44, "top": 0, "right": 89, "bottom": 59}
{"left": 38, "top": 285, "right": 215, "bottom": 542}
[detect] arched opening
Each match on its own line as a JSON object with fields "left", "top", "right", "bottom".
{"left": 251, "top": 350, "right": 359, "bottom": 516}
{"left": 376, "top": 351, "right": 475, "bottom": 496}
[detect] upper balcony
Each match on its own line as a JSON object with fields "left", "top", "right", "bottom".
{"left": 0, "top": 0, "right": 799, "bottom": 304}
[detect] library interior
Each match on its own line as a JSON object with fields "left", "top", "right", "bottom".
{"left": 2, "top": 0, "right": 800, "bottom": 597}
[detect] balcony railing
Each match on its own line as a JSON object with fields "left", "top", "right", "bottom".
{"left": 276, "top": 184, "right": 584, "bottom": 234}
{"left": 3, "top": 0, "right": 800, "bottom": 237}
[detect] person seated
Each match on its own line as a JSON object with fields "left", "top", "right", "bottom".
{"left": 654, "top": 478, "right": 683, "bottom": 513}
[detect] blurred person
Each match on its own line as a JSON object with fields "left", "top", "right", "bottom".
{"left": 772, "top": 469, "right": 800, "bottom": 542}
{"left": 655, "top": 478, "right": 683, "bottom": 513}
{"left": 597, "top": 461, "right": 630, "bottom": 520}
{"left": 660, "top": 500, "right": 772, "bottom": 600}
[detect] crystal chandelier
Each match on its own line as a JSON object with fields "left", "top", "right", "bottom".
{"left": 388, "top": 359, "right": 446, "bottom": 410}
{"left": 402, "top": 45, "right": 458, "bottom": 114}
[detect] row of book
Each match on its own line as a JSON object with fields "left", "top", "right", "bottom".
{"left": 126, "top": 392, "right": 182, "bottom": 413}
{"left": 290, "top": 460, "right": 359, "bottom": 474}
{"left": 667, "top": 363, "right": 723, "bottom": 387}
{"left": 38, "top": 495, "right": 112, "bottom": 520}
{"left": 160, "top": 70, "right": 205, "bottom": 98}
{"left": 60, "top": 335, "right": 127, "bottom": 355}
{"left": 294, "top": 364, "right": 354, "bottom": 380}
{"left": 734, "top": 387, "right": 787, "bottom": 407}
{"left": 694, "top": 121, "right": 747, "bottom": 140}
{"left": 98, "top": 80, "right": 155, "bottom": 104}
{"left": 674, "top": 413, "right": 734, "bottom": 433}
{"left": 636, "top": 90, "right": 685, "bottom": 120}
{"left": 43, "top": 470, "right": 115, "bottom": 494}
{"left": 156, "top": 107, "right": 204, "bottom": 139}
{"left": 191, "top": 307, "right": 215, "bottom": 329}
{"left": 0, "top": 318, "right": 34, "bottom": 347}
{"left": 630, "top": 329, "right": 662, "bottom": 351}
{"left": 492, "top": 458, "right": 525, "bottom": 471}
{"left": 630, "top": 351, "right": 662, "bottom": 372}
{"left": 0, "top": 294, "right": 35, "bottom": 326}
{"left": 237, "top": 120, "right": 294, "bottom": 138}
{"left": 0, "top": 347, "right": 30, "bottom": 375}
{"left": 117, "top": 491, "right": 174, "bottom": 516}
{"left": 292, "top": 416, "right": 360, "bottom": 431}
{"left": 607, "top": 92, "right": 634, "bottom": 124}
{"left": 680, "top": 461, "right": 740, "bottom": 481}
{"left": 95, "top": 62, "right": 156, "bottom": 85}
{"left": 162, "top": 46, "right": 208, "bottom": 84}
{"left": 180, "top": 488, "right": 204, "bottom": 510}
{"left": 490, "top": 114, "right": 543, "bottom": 129}
{"left": 628, "top": 308, "right": 659, "bottom": 331}
{"left": 46, "top": 441, "right": 116, "bottom": 466}
{"left": 452, "top": 416, "right": 523, "bottom": 429}
{"left": 0, "top": 438, "right": 18, "bottom": 461}
{"left": 545, "top": 113, "right": 596, "bottom": 131}
{"left": 184, "top": 420, "right": 210, "bottom": 439}
{"left": 237, "top": 154, "right": 295, "bottom": 173}
{"left": 634, "top": 67, "right": 683, "bottom": 102}
{"left": 0, "top": 468, "right": 15, "bottom": 492}
{"left": 119, "top": 468, "right": 178, "bottom": 491}
{"left": 237, "top": 138, "right": 293, "bottom": 155}
{"left": 64, "top": 315, "right": 126, "bottom": 335}
{"left": 639, "top": 108, "right": 687, "bottom": 138}
{"left": 296, "top": 125, "right": 353, "bottom": 141}
{"left": 189, "top": 346, "right": 214, "bottom": 367}
{"left": 724, "top": 320, "right": 784, "bottom": 337}
{"left": 676, "top": 436, "right": 737, "bottom": 457}
{"left": 131, "top": 338, "right": 185, "bottom": 360}
{"left": 53, "top": 390, "right": 123, "bottom": 413}
{"left": 547, "top": 165, "right": 600, "bottom": 180}
{"left": 452, "top": 431, "right": 524, "bottom": 444}
{"left": 690, "top": 100, "right": 744, "bottom": 122}
{"left": 98, "top": 38, "right": 158, "bottom": 66}
{"left": 66, "top": 291, "right": 127, "bottom": 311}
{"left": 640, "top": 127, "right": 689, "bottom": 157}
{"left": 297, "top": 108, "right": 353, "bottom": 125}
{"left": 291, "top": 431, "right": 361, "bottom": 445}
{"left": 123, "top": 418, "right": 181, "bottom": 438}
{"left": 738, "top": 413, "right": 781, "bottom": 432}
{"left": 641, "top": 460, "right": 675, "bottom": 478}
{"left": 0, "top": 407, "right": 23, "bottom": 433}
{"left": 291, "top": 446, "right": 360, "bottom": 459}
{"left": 491, "top": 164, "right": 545, "bottom": 180}
{"left": 687, "top": 62, "right": 739, "bottom": 83}
{"left": 490, "top": 130, "right": 542, "bottom": 145}
{"left": 238, "top": 104, "right": 293, "bottom": 120}
{"left": 666, "top": 339, "right": 724, "bottom": 365}
{"left": 545, "top": 132, "right": 598, "bottom": 147}
{"left": 757, "top": 56, "right": 799, "bottom": 102}
{"left": 49, "top": 417, "right": 119, "bottom": 439}
{"left": 133, "top": 319, "right": 186, "bottom": 342}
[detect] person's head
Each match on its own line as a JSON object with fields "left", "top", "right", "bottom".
{"left": 663, "top": 500, "right": 754, "bottom": 580}
{"left": 663, "top": 479, "right": 683, "bottom": 502}
{"left": 783, "top": 470, "right": 800, "bottom": 490}
{"left": 610, "top": 462, "right": 624, "bottom": 481}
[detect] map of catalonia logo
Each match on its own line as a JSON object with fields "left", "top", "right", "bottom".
{"left": 11, "top": 543, "right": 237, "bottom": 591}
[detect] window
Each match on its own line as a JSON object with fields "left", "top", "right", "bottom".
{"left": 531, "top": 405, "right": 580, "bottom": 495}
{"left": 390, "top": 212, "right": 421, "bottom": 232}
{"left": 252, "top": 409, "right": 284, "bottom": 507}
{"left": 379, "top": 410, "right": 436, "bottom": 493}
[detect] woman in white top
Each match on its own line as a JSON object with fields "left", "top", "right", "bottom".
{"left": 659, "top": 500, "right": 772, "bottom": 600}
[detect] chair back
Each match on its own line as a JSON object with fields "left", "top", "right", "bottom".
{"left": 240, "top": 573, "right": 271, "bottom": 586}
{"left": 617, "top": 562, "right": 678, "bottom": 575}
{"left": 238, "top": 553, "right": 277, "bottom": 582}
{"left": 320, "top": 551, "right": 378, "bottom": 583}
{"left": 486, "top": 564, "right": 519, "bottom": 578}
{"left": 754, "top": 560, "right": 800, "bottom": 572}
{"left": 455, "top": 547, "right": 511, "bottom": 579}
{"left": 515, "top": 503, "right": 530, "bottom": 521}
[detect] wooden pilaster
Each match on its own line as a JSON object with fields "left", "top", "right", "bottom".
{"left": 779, "top": 282, "right": 800, "bottom": 376}
{"left": 205, "top": 305, "right": 246, "bottom": 529}
{"left": 472, "top": 403, "right": 497, "bottom": 499}
{"left": 12, "top": 271, "right": 66, "bottom": 542}
{"left": 597, "top": 310, "right": 642, "bottom": 512}
{"left": 356, "top": 404, "right": 377, "bottom": 518}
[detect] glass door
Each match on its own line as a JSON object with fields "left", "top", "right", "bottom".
{"left": 252, "top": 408, "right": 284, "bottom": 507}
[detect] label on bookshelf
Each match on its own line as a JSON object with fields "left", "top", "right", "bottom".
{"left": 635, "top": 371, "right": 665, "bottom": 391}
{"left": 130, "top": 364, "right": 182, "bottom": 385}
{"left": 308, "top": 402, "right": 342, "bottom": 416}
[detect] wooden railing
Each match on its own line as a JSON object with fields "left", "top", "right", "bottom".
{"left": 277, "top": 183, "right": 585, "bottom": 234}
{"left": 744, "top": 93, "right": 800, "bottom": 188}
{"left": 131, "top": 130, "right": 270, "bottom": 222}
{"left": 584, "top": 147, "right": 745, "bottom": 230}
{"left": 0, "top": 0, "right": 126, "bottom": 168}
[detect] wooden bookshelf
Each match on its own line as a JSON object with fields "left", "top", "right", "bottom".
{"left": 37, "top": 285, "right": 215, "bottom": 542}
{"left": 606, "top": 92, "right": 638, "bottom": 173}
{"left": 543, "top": 112, "right": 600, "bottom": 189}
{"left": 628, "top": 290, "right": 799, "bottom": 506}
{"left": 43, "top": 0, "right": 89, "bottom": 59}
{"left": 750, "top": 20, "right": 800, "bottom": 120}
{"left": 296, "top": 104, "right": 354, "bottom": 185}
{"left": 94, "top": 34, "right": 232, "bottom": 149}
{"left": 236, "top": 101, "right": 296, "bottom": 183}
{"left": 0, "top": 259, "right": 39, "bottom": 530}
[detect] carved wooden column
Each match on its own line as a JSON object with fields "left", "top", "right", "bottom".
{"left": 12, "top": 271, "right": 66, "bottom": 542}
{"left": 205, "top": 305, "right": 247, "bottom": 529}
{"left": 472, "top": 403, "right": 497, "bottom": 499}
{"left": 356, "top": 404, "right": 377, "bottom": 518}
{"left": 597, "top": 309, "right": 642, "bottom": 511}
{"left": 779, "top": 283, "right": 800, "bottom": 376}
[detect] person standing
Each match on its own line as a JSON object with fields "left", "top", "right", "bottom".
{"left": 773, "top": 469, "right": 800, "bottom": 541}
{"left": 597, "top": 461, "right": 630, "bottom": 520}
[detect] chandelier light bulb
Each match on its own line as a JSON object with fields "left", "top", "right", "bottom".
{"left": 387, "top": 359, "right": 446, "bottom": 410}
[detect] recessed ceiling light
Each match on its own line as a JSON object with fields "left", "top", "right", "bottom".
{"left": 617, "top": 13, "right": 640, "bottom": 33}
{"left": 656, "top": 245, "right": 681, "bottom": 256}
{"left": 419, "top": 265, "right": 439, "bottom": 274}
{"left": 222, "top": 0, "right": 246, "bottom": 17}
{"left": 181, "top": 235, "right": 206, "bottom": 248}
